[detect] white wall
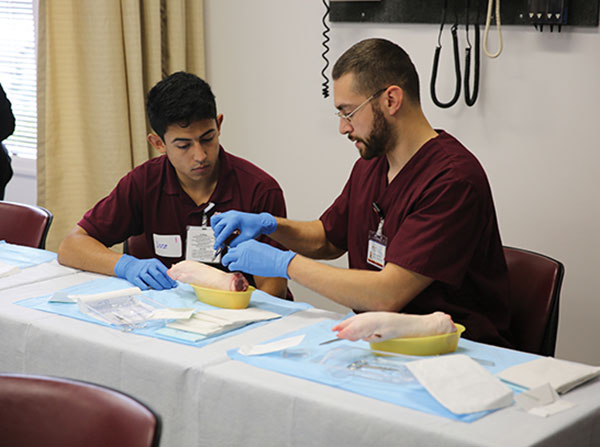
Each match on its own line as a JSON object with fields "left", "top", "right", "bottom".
{"left": 4, "top": 155, "right": 36, "bottom": 205}
{"left": 204, "top": 1, "right": 600, "bottom": 365}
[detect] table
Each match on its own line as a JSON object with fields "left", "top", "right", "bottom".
{"left": 197, "top": 361, "right": 600, "bottom": 447}
{"left": 0, "top": 252, "right": 599, "bottom": 446}
{"left": 0, "top": 264, "right": 341, "bottom": 446}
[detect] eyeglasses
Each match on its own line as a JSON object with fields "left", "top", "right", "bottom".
{"left": 335, "top": 87, "right": 388, "bottom": 123}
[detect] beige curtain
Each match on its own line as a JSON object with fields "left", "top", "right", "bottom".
{"left": 37, "top": 0, "right": 205, "bottom": 251}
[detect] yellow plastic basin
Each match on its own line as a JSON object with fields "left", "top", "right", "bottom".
{"left": 370, "top": 324, "right": 466, "bottom": 356}
{"left": 191, "top": 285, "right": 255, "bottom": 309}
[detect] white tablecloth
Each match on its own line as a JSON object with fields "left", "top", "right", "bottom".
{"left": 197, "top": 360, "right": 600, "bottom": 447}
{"left": 0, "top": 260, "right": 599, "bottom": 446}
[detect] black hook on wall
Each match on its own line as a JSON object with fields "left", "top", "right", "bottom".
{"left": 430, "top": 0, "right": 463, "bottom": 108}
{"left": 464, "top": 0, "right": 481, "bottom": 106}
{"left": 430, "top": 0, "right": 482, "bottom": 108}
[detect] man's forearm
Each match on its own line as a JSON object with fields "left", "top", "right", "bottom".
{"left": 57, "top": 227, "right": 121, "bottom": 276}
{"left": 287, "top": 255, "right": 433, "bottom": 311}
{"left": 271, "top": 218, "right": 344, "bottom": 260}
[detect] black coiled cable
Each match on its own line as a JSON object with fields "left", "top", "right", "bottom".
{"left": 430, "top": 0, "right": 462, "bottom": 109}
{"left": 464, "top": 0, "right": 480, "bottom": 107}
{"left": 321, "top": 0, "right": 331, "bottom": 98}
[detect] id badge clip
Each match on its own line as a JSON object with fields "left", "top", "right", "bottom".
{"left": 367, "top": 202, "right": 387, "bottom": 269}
{"left": 185, "top": 203, "right": 220, "bottom": 263}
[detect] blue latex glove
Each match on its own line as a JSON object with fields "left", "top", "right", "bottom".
{"left": 211, "top": 211, "right": 277, "bottom": 250}
{"left": 221, "top": 239, "right": 296, "bottom": 279}
{"left": 114, "top": 254, "right": 177, "bottom": 290}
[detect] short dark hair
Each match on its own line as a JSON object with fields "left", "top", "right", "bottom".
{"left": 146, "top": 71, "right": 217, "bottom": 139}
{"left": 332, "top": 38, "right": 421, "bottom": 104}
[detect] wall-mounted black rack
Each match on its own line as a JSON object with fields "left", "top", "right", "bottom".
{"left": 330, "top": 1, "right": 599, "bottom": 27}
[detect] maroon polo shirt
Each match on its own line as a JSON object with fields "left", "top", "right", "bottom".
{"left": 79, "top": 146, "right": 287, "bottom": 269}
{"left": 320, "top": 131, "right": 512, "bottom": 348}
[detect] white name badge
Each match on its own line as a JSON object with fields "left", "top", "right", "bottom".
{"left": 153, "top": 234, "right": 183, "bottom": 258}
{"left": 366, "top": 230, "right": 387, "bottom": 270}
{"left": 186, "top": 226, "right": 218, "bottom": 263}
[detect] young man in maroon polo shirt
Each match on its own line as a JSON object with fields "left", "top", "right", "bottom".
{"left": 58, "top": 72, "right": 289, "bottom": 299}
{"left": 210, "top": 39, "right": 513, "bottom": 348}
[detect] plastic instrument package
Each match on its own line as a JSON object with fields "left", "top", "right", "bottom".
{"left": 314, "top": 346, "right": 418, "bottom": 385}
{"left": 75, "top": 287, "right": 165, "bottom": 331}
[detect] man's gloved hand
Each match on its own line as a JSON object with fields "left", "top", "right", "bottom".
{"left": 221, "top": 239, "right": 296, "bottom": 279}
{"left": 114, "top": 254, "right": 178, "bottom": 290}
{"left": 211, "top": 211, "right": 277, "bottom": 250}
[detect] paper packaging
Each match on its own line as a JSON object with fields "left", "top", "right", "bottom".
{"left": 514, "top": 383, "right": 575, "bottom": 417}
{"left": 498, "top": 357, "right": 600, "bottom": 394}
{"left": 148, "top": 308, "right": 195, "bottom": 320}
{"left": 406, "top": 354, "right": 513, "bottom": 415}
{"left": 167, "top": 308, "right": 281, "bottom": 336}
{"left": 238, "top": 335, "right": 306, "bottom": 356}
{"left": 71, "top": 287, "right": 142, "bottom": 302}
{"left": 51, "top": 287, "right": 143, "bottom": 303}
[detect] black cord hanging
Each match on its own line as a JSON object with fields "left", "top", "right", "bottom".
{"left": 464, "top": 0, "right": 481, "bottom": 106}
{"left": 321, "top": 0, "right": 331, "bottom": 99}
{"left": 430, "top": 0, "right": 462, "bottom": 109}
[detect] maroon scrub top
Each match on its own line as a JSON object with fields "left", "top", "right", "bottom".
{"left": 79, "top": 146, "right": 287, "bottom": 269}
{"left": 320, "top": 131, "right": 512, "bottom": 347}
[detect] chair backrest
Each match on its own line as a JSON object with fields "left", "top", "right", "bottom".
{"left": 124, "top": 233, "right": 153, "bottom": 258}
{"left": 0, "top": 200, "right": 53, "bottom": 248}
{"left": 504, "top": 246, "right": 565, "bottom": 356}
{"left": 0, "top": 374, "right": 161, "bottom": 447}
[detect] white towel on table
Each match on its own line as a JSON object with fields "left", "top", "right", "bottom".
{"left": 406, "top": 354, "right": 514, "bottom": 414}
{"left": 498, "top": 357, "right": 600, "bottom": 394}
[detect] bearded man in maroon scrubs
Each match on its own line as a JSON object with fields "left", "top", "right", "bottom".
{"left": 211, "top": 39, "right": 512, "bottom": 347}
{"left": 58, "top": 72, "right": 289, "bottom": 299}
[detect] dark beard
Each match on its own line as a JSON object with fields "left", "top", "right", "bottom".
{"left": 359, "top": 106, "right": 394, "bottom": 160}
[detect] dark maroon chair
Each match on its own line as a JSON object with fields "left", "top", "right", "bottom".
{"left": 0, "top": 374, "right": 161, "bottom": 447}
{"left": 124, "top": 233, "right": 153, "bottom": 258}
{"left": 504, "top": 246, "right": 564, "bottom": 356}
{"left": 0, "top": 200, "right": 53, "bottom": 248}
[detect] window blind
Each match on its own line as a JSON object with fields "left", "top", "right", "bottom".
{"left": 0, "top": 0, "right": 36, "bottom": 159}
